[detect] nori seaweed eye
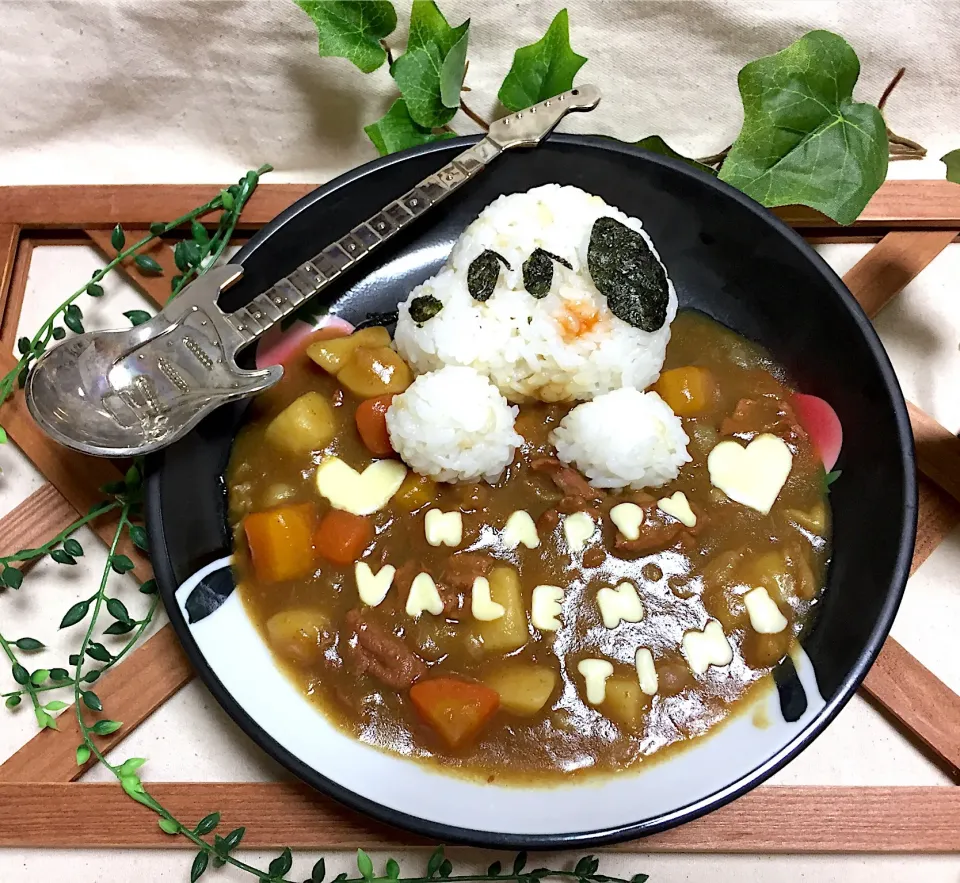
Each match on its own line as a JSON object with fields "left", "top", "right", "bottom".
{"left": 521, "top": 248, "right": 573, "bottom": 299}
{"left": 467, "top": 250, "right": 511, "bottom": 302}
{"left": 587, "top": 217, "right": 668, "bottom": 332}
{"left": 408, "top": 294, "right": 444, "bottom": 326}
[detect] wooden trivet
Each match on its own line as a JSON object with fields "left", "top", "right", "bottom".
{"left": 0, "top": 181, "right": 958, "bottom": 853}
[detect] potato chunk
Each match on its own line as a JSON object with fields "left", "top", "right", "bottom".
{"left": 337, "top": 346, "right": 413, "bottom": 398}
{"left": 264, "top": 392, "right": 335, "bottom": 455}
{"left": 306, "top": 327, "right": 391, "bottom": 374}
{"left": 478, "top": 566, "right": 528, "bottom": 653}
{"left": 485, "top": 664, "right": 557, "bottom": 716}
{"left": 603, "top": 676, "right": 649, "bottom": 732}
{"left": 266, "top": 608, "right": 331, "bottom": 664}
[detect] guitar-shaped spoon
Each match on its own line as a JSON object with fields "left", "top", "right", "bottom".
{"left": 25, "top": 86, "right": 600, "bottom": 457}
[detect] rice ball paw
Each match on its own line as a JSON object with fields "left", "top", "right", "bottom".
{"left": 385, "top": 366, "right": 523, "bottom": 485}
{"left": 550, "top": 389, "right": 692, "bottom": 490}
{"left": 393, "top": 184, "right": 679, "bottom": 404}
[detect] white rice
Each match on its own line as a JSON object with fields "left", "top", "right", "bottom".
{"left": 550, "top": 388, "right": 691, "bottom": 489}
{"left": 385, "top": 366, "right": 522, "bottom": 484}
{"left": 394, "top": 184, "right": 678, "bottom": 403}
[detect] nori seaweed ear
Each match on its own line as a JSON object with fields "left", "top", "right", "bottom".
{"left": 468, "top": 250, "right": 511, "bottom": 302}
{"left": 521, "top": 248, "right": 573, "bottom": 299}
{"left": 587, "top": 217, "right": 669, "bottom": 332}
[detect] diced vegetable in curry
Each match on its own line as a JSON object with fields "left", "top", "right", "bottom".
{"left": 226, "top": 311, "right": 830, "bottom": 782}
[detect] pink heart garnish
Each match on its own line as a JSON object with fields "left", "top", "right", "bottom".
{"left": 792, "top": 393, "right": 842, "bottom": 471}
{"left": 255, "top": 315, "right": 355, "bottom": 369}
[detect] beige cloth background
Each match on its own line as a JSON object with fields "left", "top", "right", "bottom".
{"left": 2, "top": 1, "right": 960, "bottom": 881}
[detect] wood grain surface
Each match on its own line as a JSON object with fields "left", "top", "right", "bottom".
{"left": 0, "top": 483, "right": 77, "bottom": 561}
{"left": 841, "top": 230, "right": 959, "bottom": 318}
{"left": 0, "top": 179, "right": 958, "bottom": 229}
{"left": 861, "top": 638, "right": 960, "bottom": 780}
{"left": 0, "top": 783, "right": 956, "bottom": 852}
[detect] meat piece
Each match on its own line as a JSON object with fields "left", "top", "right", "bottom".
{"left": 455, "top": 482, "right": 490, "bottom": 514}
{"left": 612, "top": 496, "right": 707, "bottom": 557}
{"left": 345, "top": 609, "right": 426, "bottom": 690}
{"left": 531, "top": 457, "right": 604, "bottom": 505}
{"left": 437, "top": 553, "right": 494, "bottom": 619}
{"left": 720, "top": 396, "right": 807, "bottom": 444}
{"left": 537, "top": 508, "right": 561, "bottom": 534}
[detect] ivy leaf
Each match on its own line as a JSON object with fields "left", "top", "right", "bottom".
{"left": 30, "top": 668, "right": 49, "bottom": 685}
{"left": 111, "top": 224, "right": 125, "bottom": 251}
{"left": 76, "top": 744, "right": 91, "bottom": 765}
{"left": 35, "top": 707, "right": 57, "bottom": 730}
{"left": 386, "top": 859, "right": 400, "bottom": 879}
{"left": 63, "top": 304, "right": 84, "bottom": 335}
{"left": 106, "top": 597, "right": 132, "bottom": 623}
{"left": 942, "top": 149, "right": 960, "bottom": 184}
{"left": 5, "top": 695, "right": 20, "bottom": 708}
{"left": 104, "top": 621, "right": 136, "bottom": 635}
{"left": 195, "top": 812, "right": 220, "bottom": 835}
{"left": 365, "top": 97, "right": 456, "bottom": 157}
{"left": 222, "top": 827, "right": 245, "bottom": 851}
{"left": 81, "top": 690, "right": 102, "bottom": 711}
{"left": 391, "top": 1, "right": 469, "bottom": 128}
{"left": 50, "top": 548, "right": 77, "bottom": 565}
{"left": 134, "top": 254, "right": 163, "bottom": 275}
{"left": 191, "top": 220, "right": 210, "bottom": 245}
{"left": 269, "top": 847, "right": 294, "bottom": 878}
{"left": 633, "top": 135, "right": 717, "bottom": 176}
{"left": 63, "top": 538, "right": 84, "bottom": 557}
{"left": 60, "top": 600, "right": 90, "bottom": 628}
{"left": 159, "top": 817, "right": 180, "bottom": 835}
{"left": 139, "top": 578, "right": 158, "bottom": 595}
{"left": 439, "top": 29, "right": 469, "bottom": 108}
{"left": 357, "top": 849, "right": 374, "bottom": 880}
{"left": 426, "top": 847, "right": 445, "bottom": 878}
{"left": 295, "top": 0, "right": 397, "bottom": 73}
{"left": 718, "top": 30, "right": 887, "bottom": 226}
{"left": 513, "top": 852, "right": 527, "bottom": 874}
{"left": 91, "top": 719, "right": 122, "bottom": 736}
{"left": 49, "top": 668, "right": 70, "bottom": 681}
{"left": 190, "top": 849, "right": 209, "bottom": 882}
{"left": 497, "top": 9, "right": 586, "bottom": 112}
{"left": 129, "top": 525, "right": 149, "bottom": 551}
{"left": 52, "top": 326, "right": 66, "bottom": 340}
{"left": 11, "top": 663, "right": 29, "bottom": 685}
{"left": 2, "top": 566, "right": 23, "bottom": 589}
{"left": 124, "top": 310, "right": 152, "bottom": 327}
{"left": 44, "top": 700, "right": 68, "bottom": 711}
{"left": 111, "top": 554, "right": 135, "bottom": 574}
{"left": 14, "top": 637, "right": 44, "bottom": 651}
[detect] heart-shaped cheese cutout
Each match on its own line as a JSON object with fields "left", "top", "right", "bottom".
{"left": 355, "top": 562, "right": 395, "bottom": 607}
{"left": 563, "top": 512, "right": 596, "bottom": 552}
{"left": 707, "top": 434, "right": 792, "bottom": 515}
{"left": 471, "top": 576, "right": 505, "bottom": 621}
{"left": 657, "top": 491, "right": 696, "bottom": 527}
{"left": 406, "top": 572, "right": 444, "bottom": 618}
{"left": 315, "top": 457, "right": 407, "bottom": 516}
{"left": 596, "top": 582, "right": 644, "bottom": 629}
{"left": 610, "top": 502, "right": 644, "bottom": 540}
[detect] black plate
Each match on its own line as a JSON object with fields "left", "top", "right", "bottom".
{"left": 146, "top": 135, "right": 916, "bottom": 846}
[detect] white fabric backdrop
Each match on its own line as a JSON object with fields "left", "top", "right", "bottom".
{"left": 2, "top": 1, "right": 960, "bottom": 881}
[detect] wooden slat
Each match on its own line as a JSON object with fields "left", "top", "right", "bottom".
{"left": 0, "top": 224, "right": 19, "bottom": 321}
{"left": 0, "top": 624, "right": 192, "bottom": 783}
{"left": 777, "top": 180, "right": 960, "bottom": 228}
{"left": 0, "top": 783, "right": 956, "bottom": 852}
{"left": 841, "top": 230, "right": 958, "bottom": 317}
{"left": 0, "top": 184, "right": 311, "bottom": 228}
{"left": 861, "top": 639, "right": 960, "bottom": 780}
{"left": 911, "top": 476, "right": 960, "bottom": 575}
{"left": 84, "top": 228, "right": 177, "bottom": 309}
{"left": 0, "top": 179, "right": 957, "bottom": 229}
{"left": 0, "top": 483, "right": 76, "bottom": 559}
{"left": 0, "top": 236, "right": 32, "bottom": 353}
{"left": 909, "top": 402, "right": 960, "bottom": 508}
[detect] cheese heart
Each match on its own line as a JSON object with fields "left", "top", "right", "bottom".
{"left": 657, "top": 491, "right": 696, "bottom": 527}
{"left": 707, "top": 434, "right": 792, "bottom": 515}
{"left": 355, "top": 562, "right": 395, "bottom": 607}
{"left": 596, "top": 582, "right": 644, "bottom": 629}
{"left": 610, "top": 502, "right": 644, "bottom": 540}
{"left": 315, "top": 457, "right": 407, "bottom": 516}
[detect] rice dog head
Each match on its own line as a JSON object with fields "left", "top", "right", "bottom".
{"left": 394, "top": 184, "right": 678, "bottom": 404}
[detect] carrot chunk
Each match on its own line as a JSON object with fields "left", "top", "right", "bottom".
{"left": 355, "top": 394, "right": 395, "bottom": 456}
{"left": 654, "top": 366, "right": 716, "bottom": 416}
{"left": 410, "top": 677, "right": 500, "bottom": 747}
{"left": 314, "top": 509, "right": 374, "bottom": 565}
{"left": 243, "top": 503, "right": 318, "bottom": 584}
